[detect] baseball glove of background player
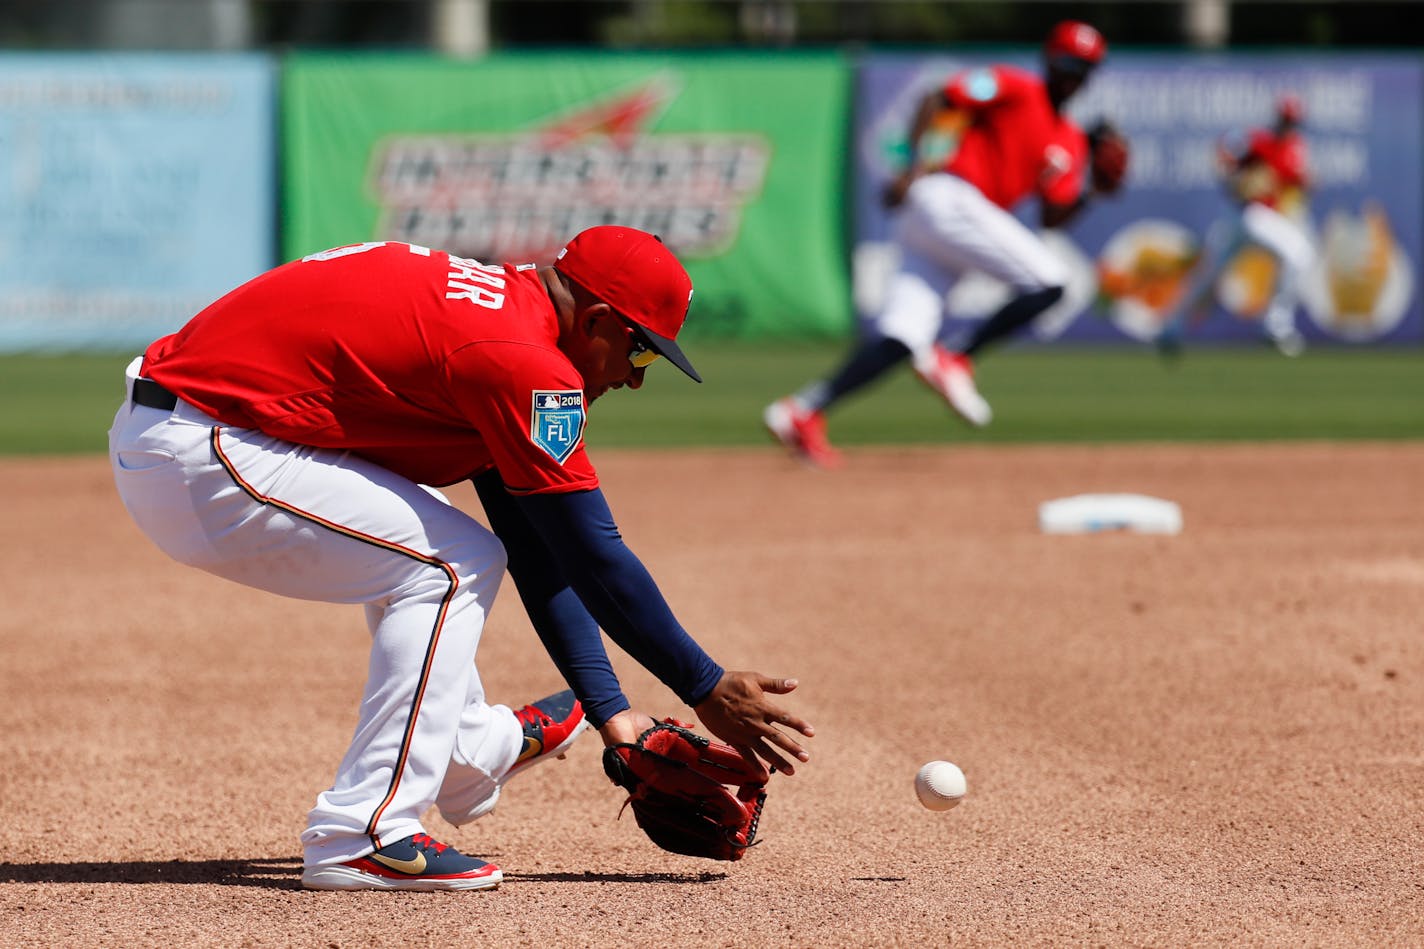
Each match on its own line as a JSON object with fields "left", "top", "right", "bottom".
{"left": 603, "top": 719, "right": 768, "bottom": 861}
{"left": 1088, "top": 119, "right": 1131, "bottom": 194}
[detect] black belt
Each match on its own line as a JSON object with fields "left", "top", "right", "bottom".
{"left": 132, "top": 377, "right": 179, "bottom": 411}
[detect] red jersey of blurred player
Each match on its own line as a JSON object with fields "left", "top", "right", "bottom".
{"left": 940, "top": 21, "right": 1104, "bottom": 212}
{"left": 1223, "top": 95, "right": 1310, "bottom": 214}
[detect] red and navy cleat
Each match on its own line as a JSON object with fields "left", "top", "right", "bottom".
{"left": 505, "top": 689, "right": 589, "bottom": 782}
{"left": 301, "top": 833, "right": 502, "bottom": 891}
{"left": 439, "top": 690, "right": 590, "bottom": 827}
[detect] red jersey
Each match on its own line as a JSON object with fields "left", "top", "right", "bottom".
{"left": 142, "top": 241, "right": 598, "bottom": 494}
{"left": 941, "top": 65, "right": 1088, "bottom": 210}
{"left": 1239, "top": 128, "right": 1309, "bottom": 210}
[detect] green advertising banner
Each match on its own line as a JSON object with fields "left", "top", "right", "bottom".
{"left": 283, "top": 52, "right": 851, "bottom": 338}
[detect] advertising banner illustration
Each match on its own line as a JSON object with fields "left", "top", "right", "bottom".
{"left": 856, "top": 53, "right": 1422, "bottom": 346}
{"left": 285, "top": 52, "right": 852, "bottom": 339}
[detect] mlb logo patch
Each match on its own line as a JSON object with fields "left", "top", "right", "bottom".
{"left": 529, "top": 389, "right": 586, "bottom": 464}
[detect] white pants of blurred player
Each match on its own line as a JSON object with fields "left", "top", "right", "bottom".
{"left": 108, "top": 357, "right": 522, "bottom": 869}
{"left": 875, "top": 173, "right": 1068, "bottom": 353}
{"left": 1198, "top": 201, "right": 1316, "bottom": 343}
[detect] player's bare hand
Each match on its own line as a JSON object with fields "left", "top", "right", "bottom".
{"left": 598, "top": 708, "right": 657, "bottom": 747}
{"left": 694, "top": 670, "right": 814, "bottom": 778}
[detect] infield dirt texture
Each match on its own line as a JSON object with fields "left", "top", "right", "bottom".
{"left": 2, "top": 441, "right": 1421, "bottom": 947}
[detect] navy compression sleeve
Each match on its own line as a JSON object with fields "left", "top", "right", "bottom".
{"left": 473, "top": 471, "right": 628, "bottom": 728}
{"left": 511, "top": 486, "right": 725, "bottom": 711}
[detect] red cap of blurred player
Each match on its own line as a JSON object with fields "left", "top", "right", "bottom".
{"left": 554, "top": 225, "right": 700, "bottom": 383}
{"left": 1277, "top": 94, "right": 1304, "bottom": 124}
{"left": 1044, "top": 21, "right": 1107, "bottom": 70}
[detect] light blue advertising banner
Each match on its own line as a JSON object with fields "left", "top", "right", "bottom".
{"left": 0, "top": 53, "right": 276, "bottom": 351}
{"left": 856, "top": 53, "right": 1422, "bottom": 346}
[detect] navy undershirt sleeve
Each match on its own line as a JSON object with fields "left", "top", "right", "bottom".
{"left": 472, "top": 471, "right": 724, "bottom": 726}
{"left": 473, "top": 471, "right": 627, "bottom": 728}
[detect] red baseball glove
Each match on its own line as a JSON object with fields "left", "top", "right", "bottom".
{"left": 1088, "top": 119, "right": 1130, "bottom": 194}
{"left": 602, "top": 719, "right": 768, "bottom": 861}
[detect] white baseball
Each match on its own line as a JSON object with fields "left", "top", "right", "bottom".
{"left": 915, "top": 760, "right": 966, "bottom": 811}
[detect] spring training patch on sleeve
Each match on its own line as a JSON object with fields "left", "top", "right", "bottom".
{"left": 529, "top": 390, "right": 586, "bottom": 465}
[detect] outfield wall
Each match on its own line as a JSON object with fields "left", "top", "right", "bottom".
{"left": 0, "top": 49, "right": 1417, "bottom": 351}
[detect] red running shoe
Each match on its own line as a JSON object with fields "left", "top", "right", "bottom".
{"left": 913, "top": 345, "right": 992, "bottom": 428}
{"left": 763, "top": 397, "right": 843, "bottom": 469}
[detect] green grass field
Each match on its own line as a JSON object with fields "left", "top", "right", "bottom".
{"left": 3, "top": 344, "right": 1420, "bottom": 456}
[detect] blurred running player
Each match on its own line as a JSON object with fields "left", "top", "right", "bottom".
{"left": 765, "top": 21, "right": 1113, "bottom": 466}
{"left": 1157, "top": 94, "right": 1314, "bottom": 358}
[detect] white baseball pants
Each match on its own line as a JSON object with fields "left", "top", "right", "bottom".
{"left": 1239, "top": 202, "right": 1315, "bottom": 339}
{"left": 108, "top": 358, "right": 522, "bottom": 868}
{"left": 1187, "top": 201, "right": 1315, "bottom": 340}
{"left": 877, "top": 173, "right": 1068, "bottom": 353}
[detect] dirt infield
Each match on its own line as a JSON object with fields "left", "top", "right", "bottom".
{"left": 2, "top": 442, "right": 1421, "bottom": 947}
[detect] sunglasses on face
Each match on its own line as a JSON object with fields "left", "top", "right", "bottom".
{"left": 622, "top": 320, "right": 661, "bottom": 369}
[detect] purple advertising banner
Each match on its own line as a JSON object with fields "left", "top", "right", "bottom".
{"left": 855, "top": 53, "right": 1422, "bottom": 346}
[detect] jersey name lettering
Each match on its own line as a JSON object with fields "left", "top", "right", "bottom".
{"left": 446, "top": 255, "right": 507, "bottom": 309}
{"left": 302, "top": 241, "right": 432, "bottom": 263}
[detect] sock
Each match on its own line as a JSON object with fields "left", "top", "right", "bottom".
{"left": 799, "top": 336, "right": 911, "bottom": 413}
{"left": 960, "top": 286, "right": 1064, "bottom": 358}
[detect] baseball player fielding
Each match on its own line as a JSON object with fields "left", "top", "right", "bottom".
{"left": 915, "top": 760, "right": 966, "bottom": 811}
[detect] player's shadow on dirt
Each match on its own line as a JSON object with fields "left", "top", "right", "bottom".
{"left": 504, "top": 870, "right": 726, "bottom": 885}
{"left": 0, "top": 861, "right": 725, "bottom": 889}
{"left": 0, "top": 858, "right": 301, "bottom": 890}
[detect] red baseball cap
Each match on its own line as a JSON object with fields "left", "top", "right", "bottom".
{"left": 1044, "top": 20, "right": 1107, "bottom": 71}
{"left": 1277, "top": 94, "right": 1304, "bottom": 124}
{"left": 554, "top": 225, "right": 701, "bottom": 383}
